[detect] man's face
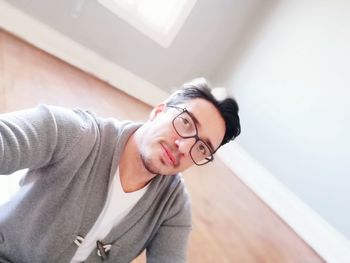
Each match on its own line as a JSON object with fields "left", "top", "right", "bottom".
{"left": 136, "top": 98, "right": 226, "bottom": 176}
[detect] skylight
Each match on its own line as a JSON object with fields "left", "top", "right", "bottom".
{"left": 98, "top": 0, "right": 197, "bottom": 48}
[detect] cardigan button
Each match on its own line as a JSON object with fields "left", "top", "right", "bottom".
{"left": 96, "top": 240, "right": 111, "bottom": 261}
{"left": 0, "top": 232, "right": 4, "bottom": 244}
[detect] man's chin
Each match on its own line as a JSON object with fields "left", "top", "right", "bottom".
{"left": 140, "top": 154, "right": 161, "bottom": 175}
{"left": 140, "top": 153, "right": 182, "bottom": 176}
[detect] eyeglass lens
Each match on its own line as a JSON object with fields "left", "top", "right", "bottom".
{"left": 173, "top": 112, "right": 212, "bottom": 165}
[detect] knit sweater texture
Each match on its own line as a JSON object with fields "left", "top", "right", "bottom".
{"left": 0, "top": 105, "right": 191, "bottom": 263}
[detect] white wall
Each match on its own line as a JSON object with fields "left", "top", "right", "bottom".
{"left": 215, "top": 0, "right": 350, "bottom": 239}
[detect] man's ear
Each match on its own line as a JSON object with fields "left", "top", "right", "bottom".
{"left": 149, "top": 103, "right": 166, "bottom": 121}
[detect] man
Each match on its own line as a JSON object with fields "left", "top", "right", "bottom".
{"left": 0, "top": 78, "right": 241, "bottom": 263}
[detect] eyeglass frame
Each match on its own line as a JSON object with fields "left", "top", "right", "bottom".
{"left": 166, "top": 104, "right": 215, "bottom": 166}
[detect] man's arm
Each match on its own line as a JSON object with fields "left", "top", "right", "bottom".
{"left": 146, "top": 190, "right": 192, "bottom": 263}
{"left": 0, "top": 104, "right": 88, "bottom": 175}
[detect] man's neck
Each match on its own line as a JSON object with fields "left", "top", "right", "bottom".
{"left": 118, "top": 134, "right": 156, "bottom": 193}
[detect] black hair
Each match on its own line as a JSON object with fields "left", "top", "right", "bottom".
{"left": 165, "top": 78, "right": 241, "bottom": 147}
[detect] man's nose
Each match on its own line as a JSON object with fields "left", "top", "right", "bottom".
{"left": 175, "top": 137, "right": 196, "bottom": 155}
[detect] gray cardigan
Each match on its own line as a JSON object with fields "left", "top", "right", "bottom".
{"left": 0, "top": 105, "right": 191, "bottom": 263}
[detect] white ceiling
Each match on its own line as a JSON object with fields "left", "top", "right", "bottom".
{"left": 4, "top": 0, "right": 270, "bottom": 92}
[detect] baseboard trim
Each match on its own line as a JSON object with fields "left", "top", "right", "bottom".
{"left": 217, "top": 142, "right": 350, "bottom": 263}
{"left": 0, "top": 0, "right": 169, "bottom": 107}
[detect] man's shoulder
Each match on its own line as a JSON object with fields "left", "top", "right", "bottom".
{"left": 155, "top": 173, "right": 191, "bottom": 203}
{"left": 156, "top": 173, "right": 192, "bottom": 223}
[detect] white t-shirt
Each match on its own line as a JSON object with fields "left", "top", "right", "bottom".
{"left": 71, "top": 168, "right": 149, "bottom": 262}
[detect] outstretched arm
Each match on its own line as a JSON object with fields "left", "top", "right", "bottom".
{"left": 0, "top": 104, "right": 88, "bottom": 175}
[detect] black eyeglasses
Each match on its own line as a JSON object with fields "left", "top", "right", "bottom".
{"left": 167, "top": 105, "right": 214, "bottom": 166}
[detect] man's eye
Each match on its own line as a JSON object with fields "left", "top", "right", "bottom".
{"left": 180, "top": 117, "right": 190, "bottom": 125}
{"left": 198, "top": 144, "right": 207, "bottom": 156}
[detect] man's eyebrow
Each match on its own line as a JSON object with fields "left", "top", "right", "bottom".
{"left": 187, "top": 110, "right": 215, "bottom": 153}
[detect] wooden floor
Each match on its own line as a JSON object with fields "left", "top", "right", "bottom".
{"left": 0, "top": 29, "right": 325, "bottom": 263}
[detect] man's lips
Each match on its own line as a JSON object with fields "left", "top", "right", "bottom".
{"left": 161, "top": 143, "right": 177, "bottom": 166}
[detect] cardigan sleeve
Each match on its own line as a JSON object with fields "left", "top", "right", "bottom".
{"left": 0, "top": 104, "right": 88, "bottom": 175}
{"left": 146, "top": 185, "right": 192, "bottom": 263}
